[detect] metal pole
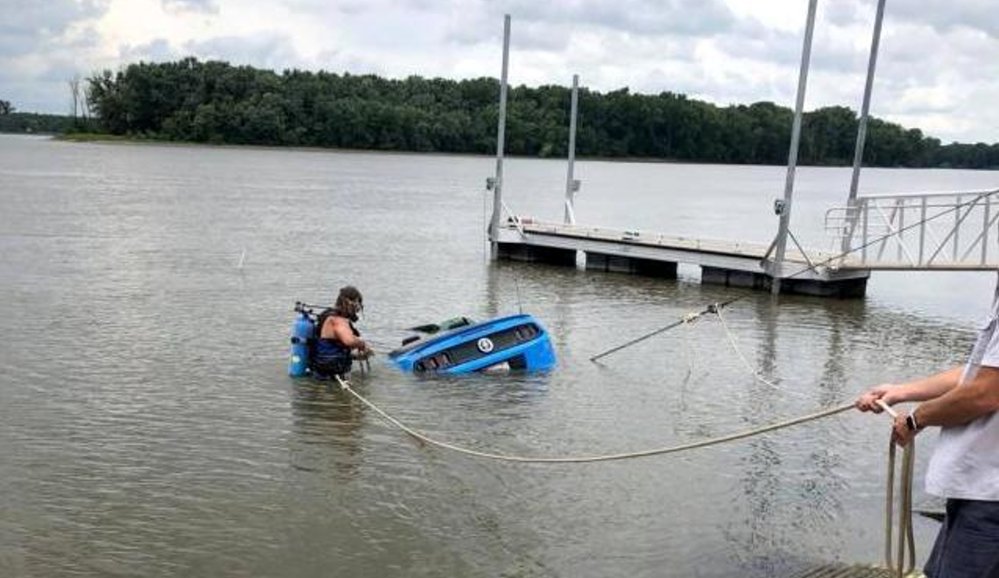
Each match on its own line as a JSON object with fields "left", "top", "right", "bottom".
{"left": 489, "top": 14, "right": 511, "bottom": 260}
{"left": 983, "top": 196, "right": 991, "bottom": 265}
{"left": 564, "top": 74, "right": 579, "bottom": 225}
{"left": 772, "top": 0, "right": 818, "bottom": 295}
{"left": 843, "top": 0, "right": 887, "bottom": 252}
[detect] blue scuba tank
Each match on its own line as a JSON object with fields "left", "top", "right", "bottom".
{"left": 289, "top": 310, "right": 315, "bottom": 377}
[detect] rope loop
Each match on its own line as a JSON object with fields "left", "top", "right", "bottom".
{"left": 884, "top": 436, "right": 917, "bottom": 578}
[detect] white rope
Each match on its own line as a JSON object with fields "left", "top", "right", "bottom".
{"left": 876, "top": 401, "right": 916, "bottom": 578}
{"left": 884, "top": 439, "right": 917, "bottom": 578}
{"left": 679, "top": 314, "right": 696, "bottom": 383}
{"left": 334, "top": 375, "right": 852, "bottom": 464}
{"left": 713, "top": 306, "right": 805, "bottom": 398}
{"left": 589, "top": 298, "right": 741, "bottom": 362}
{"left": 500, "top": 200, "right": 526, "bottom": 237}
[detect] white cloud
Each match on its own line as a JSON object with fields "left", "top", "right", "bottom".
{"left": 891, "top": 0, "right": 999, "bottom": 39}
{"left": 0, "top": 0, "right": 997, "bottom": 143}
{"left": 162, "top": 0, "right": 219, "bottom": 14}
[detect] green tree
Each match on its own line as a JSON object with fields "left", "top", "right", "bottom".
{"left": 79, "top": 57, "right": 997, "bottom": 169}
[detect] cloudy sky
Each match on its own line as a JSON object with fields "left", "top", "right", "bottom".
{"left": 2, "top": 0, "right": 997, "bottom": 143}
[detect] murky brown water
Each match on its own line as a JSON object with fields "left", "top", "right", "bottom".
{"left": 2, "top": 134, "right": 997, "bottom": 577}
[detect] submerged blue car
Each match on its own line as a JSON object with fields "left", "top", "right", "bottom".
{"left": 389, "top": 314, "right": 556, "bottom": 374}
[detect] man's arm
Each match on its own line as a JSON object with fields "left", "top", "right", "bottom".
{"left": 912, "top": 365, "right": 999, "bottom": 428}
{"left": 855, "top": 366, "right": 964, "bottom": 413}
{"left": 889, "top": 366, "right": 999, "bottom": 446}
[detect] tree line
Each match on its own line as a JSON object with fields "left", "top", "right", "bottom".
{"left": 0, "top": 111, "right": 79, "bottom": 134}
{"left": 0, "top": 96, "right": 89, "bottom": 134}
{"left": 5, "top": 57, "right": 999, "bottom": 168}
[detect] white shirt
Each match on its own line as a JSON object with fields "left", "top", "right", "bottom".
{"left": 924, "top": 293, "right": 999, "bottom": 501}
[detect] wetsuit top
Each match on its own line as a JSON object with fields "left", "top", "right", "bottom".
{"left": 312, "top": 309, "right": 359, "bottom": 377}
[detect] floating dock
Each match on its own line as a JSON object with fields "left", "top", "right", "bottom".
{"left": 496, "top": 219, "right": 871, "bottom": 298}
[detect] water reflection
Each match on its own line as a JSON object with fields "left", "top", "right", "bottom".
{"left": 287, "top": 378, "right": 366, "bottom": 481}
{"left": 6, "top": 137, "right": 997, "bottom": 578}
{"left": 731, "top": 298, "right": 787, "bottom": 575}
{"left": 723, "top": 296, "right": 863, "bottom": 574}
{"left": 483, "top": 259, "right": 503, "bottom": 319}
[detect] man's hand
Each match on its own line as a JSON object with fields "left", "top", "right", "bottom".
{"left": 891, "top": 411, "right": 918, "bottom": 447}
{"left": 855, "top": 383, "right": 895, "bottom": 413}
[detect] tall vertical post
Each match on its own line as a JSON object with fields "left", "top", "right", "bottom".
{"left": 564, "top": 74, "right": 580, "bottom": 225}
{"left": 843, "top": 0, "right": 887, "bottom": 252}
{"left": 488, "top": 14, "right": 512, "bottom": 260}
{"left": 771, "top": 0, "right": 818, "bottom": 295}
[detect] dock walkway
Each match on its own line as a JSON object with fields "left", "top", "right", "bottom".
{"left": 496, "top": 219, "right": 871, "bottom": 298}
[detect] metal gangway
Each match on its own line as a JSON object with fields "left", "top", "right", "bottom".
{"left": 826, "top": 189, "right": 999, "bottom": 270}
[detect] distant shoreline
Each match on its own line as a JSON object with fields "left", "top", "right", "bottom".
{"left": 7, "top": 59, "right": 999, "bottom": 169}
{"left": 47, "top": 132, "right": 997, "bottom": 170}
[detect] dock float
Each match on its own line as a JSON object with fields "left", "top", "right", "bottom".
{"left": 496, "top": 219, "right": 871, "bottom": 298}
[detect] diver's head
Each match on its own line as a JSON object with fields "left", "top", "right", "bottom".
{"left": 335, "top": 285, "right": 364, "bottom": 321}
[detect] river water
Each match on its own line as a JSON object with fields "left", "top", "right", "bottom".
{"left": 1, "top": 134, "right": 997, "bottom": 577}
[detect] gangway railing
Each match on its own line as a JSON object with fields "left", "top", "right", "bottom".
{"left": 825, "top": 189, "right": 999, "bottom": 270}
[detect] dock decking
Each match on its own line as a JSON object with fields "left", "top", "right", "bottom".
{"left": 496, "top": 219, "right": 871, "bottom": 298}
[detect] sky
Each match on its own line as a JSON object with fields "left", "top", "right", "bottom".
{"left": 1, "top": 0, "right": 997, "bottom": 143}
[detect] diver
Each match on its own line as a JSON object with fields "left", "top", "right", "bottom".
{"left": 311, "top": 286, "right": 372, "bottom": 379}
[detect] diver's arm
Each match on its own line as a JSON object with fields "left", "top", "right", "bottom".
{"left": 332, "top": 317, "right": 367, "bottom": 350}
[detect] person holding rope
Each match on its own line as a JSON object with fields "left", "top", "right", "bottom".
{"left": 855, "top": 285, "right": 999, "bottom": 578}
{"left": 312, "top": 285, "right": 372, "bottom": 379}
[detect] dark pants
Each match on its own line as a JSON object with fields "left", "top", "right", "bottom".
{"left": 925, "top": 498, "right": 999, "bottom": 578}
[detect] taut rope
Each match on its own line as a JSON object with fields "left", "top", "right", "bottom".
{"left": 334, "top": 375, "right": 851, "bottom": 464}
{"left": 589, "top": 298, "right": 742, "bottom": 362}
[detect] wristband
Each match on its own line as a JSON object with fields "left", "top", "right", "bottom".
{"left": 906, "top": 411, "right": 921, "bottom": 432}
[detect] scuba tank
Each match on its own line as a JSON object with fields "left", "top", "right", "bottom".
{"left": 288, "top": 303, "right": 315, "bottom": 377}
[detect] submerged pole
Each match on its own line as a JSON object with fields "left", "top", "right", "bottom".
{"left": 564, "top": 74, "right": 580, "bottom": 225}
{"left": 843, "top": 0, "right": 887, "bottom": 252}
{"left": 489, "top": 14, "right": 512, "bottom": 260}
{"left": 772, "top": 0, "right": 818, "bottom": 295}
